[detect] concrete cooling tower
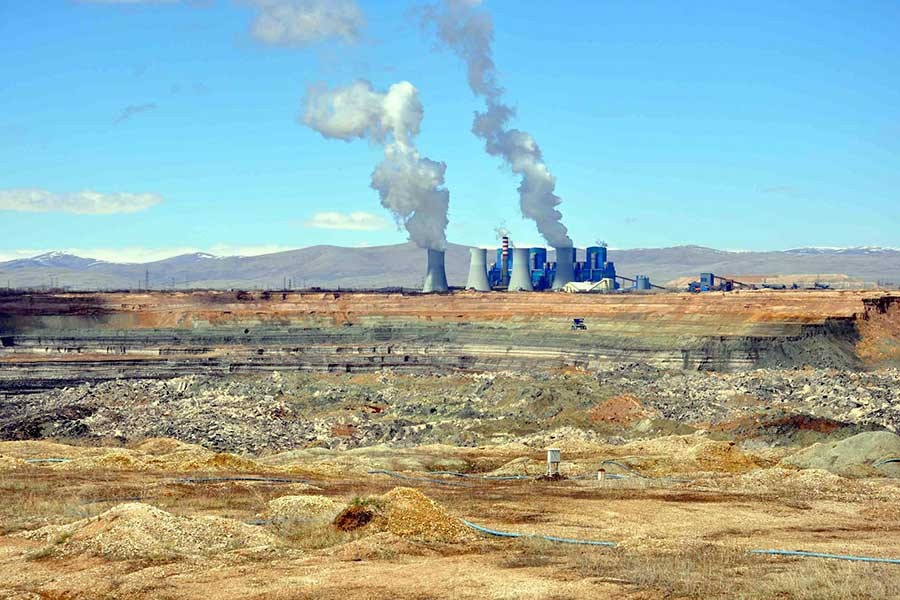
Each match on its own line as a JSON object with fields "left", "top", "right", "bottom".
{"left": 551, "top": 247, "right": 575, "bottom": 290}
{"left": 508, "top": 247, "right": 533, "bottom": 291}
{"left": 465, "top": 248, "right": 491, "bottom": 291}
{"left": 422, "top": 248, "right": 449, "bottom": 293}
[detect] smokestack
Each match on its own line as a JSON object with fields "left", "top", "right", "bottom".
{"left": 466, "top": 248, "right": 491, "bottom": 291}
{"left": 500, "top": 235, "right": 510, "bottom": 286}
{"left": 423, "top": 248, "right": 449, "bottom": 293}
{"left": 508, "top": 247, "right": 533, "bottom": 291}
{"left": 551, "top": 247, "right": 575, "bottom": 290}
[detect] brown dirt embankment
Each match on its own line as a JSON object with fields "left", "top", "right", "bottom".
{"left": 1, "top": 290, "right": 896, "bottom": 374}
{"left": 0, "top": 289, "right": 889, "bottom": 328}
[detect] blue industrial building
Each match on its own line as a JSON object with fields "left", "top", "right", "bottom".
{"left": 487, "top": 244, "right": 619, "bottom": 291}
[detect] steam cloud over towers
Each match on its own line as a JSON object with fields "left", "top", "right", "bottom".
{"left": 302, "top": 80, "right": 450, "bottom": 252}
{"left": 421, "top": 0, "right": 572, "bottom": 248}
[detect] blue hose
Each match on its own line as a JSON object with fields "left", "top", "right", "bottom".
{"left": 874, "top": 458, "right": 900, "bottom": 467}
{"left": 750, "top": 549, "right": 900, "bottom": 564}
{"left": 463, "top": 519, "right": 616, "bottom": 547}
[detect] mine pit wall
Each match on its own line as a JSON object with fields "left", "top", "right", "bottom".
{"left": 0, "top": 291, "right": 896, "bottom": 392}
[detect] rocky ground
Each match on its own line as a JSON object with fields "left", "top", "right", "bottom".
{"left": 1, "top": 366, "right": 898, "bottom": 454}
{"left": 1, "top": 363, "right": 900, "bottom": 598}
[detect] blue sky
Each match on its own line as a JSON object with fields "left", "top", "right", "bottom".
{"left": 1, "top": 0, "right": 898, "bottom": 261}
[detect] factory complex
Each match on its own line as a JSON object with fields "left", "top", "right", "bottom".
{"left": 424, "top": 235, "right": 652, "bottom": 293}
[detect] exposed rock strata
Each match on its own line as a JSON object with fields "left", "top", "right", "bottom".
{"left": 0, "top": 291, "right": 897, "bottom": 393}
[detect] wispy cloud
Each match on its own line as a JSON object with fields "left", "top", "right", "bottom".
{"left": 246, "top": 0, "right": 365, "bottom": 46}
{"left": 114, "top": 103, "right": 158, "bottom": 124}
{"left": 0, "top": 189, "right": 162, "bottom": 215}
{"left": 303, "top": 211, "right": 388, "bottom": 231}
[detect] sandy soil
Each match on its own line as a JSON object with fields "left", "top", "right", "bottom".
{"left": 1, "top": 438, "right": 899, "bottom": 600}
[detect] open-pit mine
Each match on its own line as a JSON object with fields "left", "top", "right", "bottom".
{"left": 1, "top": 289, "right": 900, "bottom": 599}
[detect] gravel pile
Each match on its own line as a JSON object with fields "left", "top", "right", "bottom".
{"left": 17, "top": 502, "right": 277, "bottom": 560}
{"left": 375, "top": 487, "right": 475, "bottom": 543}
{"left": 692, "top": 467, "right": 900, "bottom": 501}
{"left": 264, "top": 495, "right": 342, "bottom": 523}
{"left": 781, "top": 430, "right": 900, "bottom": 477}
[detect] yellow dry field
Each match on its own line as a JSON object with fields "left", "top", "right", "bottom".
{"left": 1, "top": 437, "right": 899, "bottom": 600}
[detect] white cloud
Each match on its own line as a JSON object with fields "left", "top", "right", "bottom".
{"left": 303, "top": 211, "right": 388, "bottom": 231}
{"left": 0, "top": 244, "right": 296, "bottom": 264}
{"left": 0, "top": 189, "right": 163, "bottom": 215}
{"left": 247, "top": 0, "right": 365, "bottom": 46}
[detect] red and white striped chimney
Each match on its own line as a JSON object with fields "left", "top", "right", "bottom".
{"left": 500, "top": 236, "right": 510, "bottom": 286}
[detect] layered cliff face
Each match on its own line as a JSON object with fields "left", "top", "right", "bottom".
{"left": 0, "top": 290, "right": 897, "bottom": 391}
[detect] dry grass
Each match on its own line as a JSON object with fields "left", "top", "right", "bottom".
{"left": 564, "top": 543, "right": 900, "bottom": 599}
{"left": 4, "top": 439, "right": 900, "bottom": 599}
{"left": 268, "top": 520, "right": 359, "bottom": 550}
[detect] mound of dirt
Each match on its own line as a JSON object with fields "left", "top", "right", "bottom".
{"left": 376, "top": 487, "right": 475, "bottom": 543}
{"left": 590, "top": 394, "right": 660, "bottom": 425}
{"left": 173, "top": 452, "right": 265, "bottom": 472}
{"left": 52, "top": 450, "right": 148, "bottom": 471}
{"left": 615, "top": 433, "right": 765, "bottom": 475}
{"left": 331, "top": 488, "right": 474, "bottom": 543}
{"left": 486, "top": 457, "right": 543, "bottom": 477}
{"left": 17, "top": 502, "right": 276, "bottom": 560}
{"left": 515, "top": 427, "right": 609, "bottom": 453}
{"left": 781, "top": 431, "right": 900, "bottom": 477}
{"left": 0, "top": 455, "right": 25, "bottom": 471}
{"left": 692, "top": 467, "right": 899, "bottom": 501}
{"left": 132, "top": 437, "right": 203, "bottom": 456}
{"left": 265, "top": 495, "right": 342, "bottom": 522}
{"left": 0, "top": 440, "right": 101, "bottom": 460}
{"left": 688, "top": 440, "right": 761, "bottom": 473}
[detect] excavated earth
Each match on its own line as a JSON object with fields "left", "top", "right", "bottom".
{"left": 1, "top": 290, "right": 900, "bottom": 599}
{"left": 0, "top": 290, "right": 898, "bottom": 394}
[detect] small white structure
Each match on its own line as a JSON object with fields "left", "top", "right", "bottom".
{"left": 562, "top": 278, "right": 615, "bottom": 293}
{"left": 547, "top": 448, "right": 561, "bottom": 477}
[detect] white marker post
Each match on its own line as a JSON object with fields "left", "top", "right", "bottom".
{"left": 547, "top": 448, "right": 561, "bottom": 477}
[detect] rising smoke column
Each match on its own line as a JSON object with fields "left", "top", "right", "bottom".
{"left": 302, "top": 80, "right": 450, "bottom": 250}
{"left": 421, "top": 0, "right": 571, "bottom": 247}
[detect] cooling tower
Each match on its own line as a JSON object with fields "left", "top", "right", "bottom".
{"left": 465, "top": 248, "right": 491, "bottom": 291}
{"left": 551, "top": 247, "right": 576, "bottom": 290}
{"left": 507, "top": 247, "right": 533, "bottom": 291}
{"left": 422, "top": 248, "right": 449, "bottom": 293}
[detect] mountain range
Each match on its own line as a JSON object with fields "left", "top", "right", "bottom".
{"left": 1, "top": 244, "right": 898, "bottom": 291}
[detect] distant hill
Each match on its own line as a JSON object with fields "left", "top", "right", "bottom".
{"left": 0, "top": 244, "right": 898, "bottom": 291}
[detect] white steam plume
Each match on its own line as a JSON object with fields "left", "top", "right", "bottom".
{"left": 302, "top": 80, "right": 449, "bottom": 250}
{"left": 420, "top": 0, "right": 571, "bottom": 247}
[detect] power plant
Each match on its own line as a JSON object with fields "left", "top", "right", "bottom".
{"left": 423, "top": 234, "right": 664, "bottom": 293}
{"left": 454, "top": 235, "right": 655, "bottom": 292}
